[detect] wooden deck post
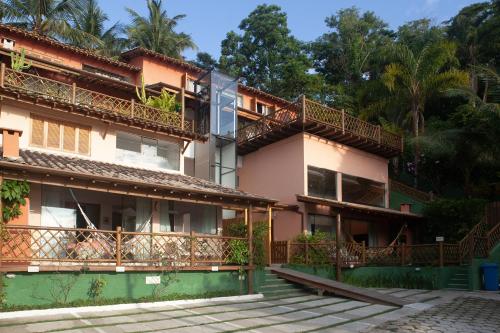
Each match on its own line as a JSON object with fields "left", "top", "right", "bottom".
{"left": 116, "top": 226, "right": 122, "bottom": 267}
{"left": 131, "top": 98, "right": 135, "bottom": 118}
{"left": 305, "top": 238, "right": 309, "bottom": 265}
{"left": 400, "top": 243, "right": 406, "bottom": 266}
{"left": 71, "top": 82, "right": 76, "bottom": 104}
{"left": 377, "top": 125, "right": 381, "bottom": 145}
{"left": 336, "top": 213, "right": 342, "bottom": 281}
{"left": 439, "top": 242, "right": 444, "bottom": 267}
{"left": 267, "top": 205, "right": 272, "bottom": 266}
{"left": 190, "top": 230, "right": 196, "bottom": 267}
{"left": 247, "top": 205, "right": 254, "bottom": 294}
{"left": 361, "top": 241, "right": 366, "bottom": 265}
{"left": 301, "top": 95, "right": 306, "bottom": 124}
{"left": 0, "top": 63, "right": 5, "bottom": 88}
{"left": 180, "top": 88, "right": 185, "bottom": 130}
{"left": 286, "top": 240, "right": 291, "bottom": 264}
{"left": 341, "top": 109, "right": 345, "bottom": 134}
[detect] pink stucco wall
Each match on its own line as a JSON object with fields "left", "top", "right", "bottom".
{"left": 238, "top": 134, "right": 305, "bottom": 240}
{"left": 238, "top": 133, "right": 391, "bottom": 241}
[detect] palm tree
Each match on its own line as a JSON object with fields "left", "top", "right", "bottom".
{"left": 381, "top": 41, "right": 469, "bottom": 185}
{"left": 0, "top": 0, "right": 97, "bottom": 44}
{"left": 125, "top": 0, "right": 196, "bottom": 58}
{"left": 69, "top": 0, "right": 127, "bottom": 57}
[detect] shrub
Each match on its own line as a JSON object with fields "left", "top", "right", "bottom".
{"left": 225, "top": 221, "right": 268, "bottom": 267}
{"left": 423, "top": 198, "right": 487, "bottom": 242}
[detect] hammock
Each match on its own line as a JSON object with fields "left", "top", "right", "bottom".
{"left": 69, "top": 188, "right": 152, "bottom": 233}
{"left": 366, "top": 224, "right": 408, "bottom": 257}
{"left": 344, "top": 224, "right": 407, "bottom": 257}
{"left": 68, "top": 189, "right": 153, "bottom": 260}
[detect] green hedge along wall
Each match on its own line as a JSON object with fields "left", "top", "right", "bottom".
{"left": 2, "top": 269, "right": 265, "bottom": 309}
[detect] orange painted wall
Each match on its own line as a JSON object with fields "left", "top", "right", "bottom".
{"left": 130, "top": 56, "right": 189, "bottom": 87}
{"left": 2, "top": 33, "right": 135, "bottom": 81}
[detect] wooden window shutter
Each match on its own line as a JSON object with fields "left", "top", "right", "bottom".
{"left": 63, "top": 124, "right": 76, "bottom": 152}
{"left": 78, "top": 127, "right": 90, "bottom": 155}
{"left": 47, "top": 120, "right": 61, "bottom": 148}
{"left": 31, "top": 117, "right": 44, "bottom": 146}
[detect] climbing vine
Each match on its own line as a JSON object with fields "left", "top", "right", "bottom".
{"left": 1, "top": 180, "right": 30, "bottom": 223}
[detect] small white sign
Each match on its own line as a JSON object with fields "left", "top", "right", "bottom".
{"left": 146, "top": 276, "right": 161, "bottom": 285}
{"left": 115, "top": 266, "right": 126, "bottom": 273}
{"left": 436, "top": 236, "right": 444, "bottom": 242}
{"left": 211, "top": 266, "right": 219, "bottom": 272}
{"left": 27, "top": 266, "right": 39, "bottom": 273}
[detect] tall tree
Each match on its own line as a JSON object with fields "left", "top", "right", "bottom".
{"left": 219, "top": 4, "right": 320, "bottom": 100}
{"left": 125, "top": 0, "right": 196, "bottom": 58}
{"left": 446, "top": 2, "right": 493, "bottom": 94}
{"left": 192, "top": 52, "right": 218, "bottom": 70}
{"left": 310, "top": 7, "right": 393, "bottom": 88}
{"left": 0, "top": 0, "right": 96, "bottom": 43}
{"left": 381, "top": 41, "right": 469, "bottom": 185}
{"left": 397, "top": 19, "right": 445, "bottom": 53}
{"left": 69, "top": 0, "right": 126, "bottom": 57}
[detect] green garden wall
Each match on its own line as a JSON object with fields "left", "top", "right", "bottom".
{"left": 284, "top": 264, "right": 466, "bottom": 290}
{"left": 2, "top": 269, "right": 265, "bottom": 308}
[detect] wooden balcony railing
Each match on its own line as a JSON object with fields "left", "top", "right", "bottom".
{"left": 0, "top": 225, "right": 247, "bottom": 270}
{"left": 271, "top": 241, "right": 461, "bottom": 267}
{"left": 0, "top": 65, "right": 194, "bottom": 133}
{"left": 238, "top": 95, "right": 403, "bottom": 153}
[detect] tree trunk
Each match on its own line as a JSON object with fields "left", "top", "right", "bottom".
{"left": 412, "top": 102, "right": 420, "bottom": 188}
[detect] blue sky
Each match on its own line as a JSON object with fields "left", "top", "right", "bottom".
{"left": 99, "top": 0, "right": 478, "bottom": 60}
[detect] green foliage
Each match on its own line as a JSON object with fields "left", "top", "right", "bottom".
{"left": 68, "top": 0, "right": 127, "bottom": 57}
{"left": 0, "top": 0, "right": 100, "bottom": 44}
{"left": 225, "top": 221, "right": 269, "bottom": 267}
{"left": 291, "top": 232, "right": 334, "bottom": 265}
{"left": 342, "top": 271, "right": 437, "bottom": 289}
{"left": 226, "top": 239, "right": 249, "bottom": 266}
{"left": 219, "top": 4, "right": 321, "bottom": 100}
{"left": 192, "top": 52, "right": 218, "bottom": 70}
{"left": 295, "top": 231, "right": 333, "bottom": 243}
{"left": 87, "top": 275, "right": 106, "bottom": 300}
{"left": 10, "top": 48, "right": 32, "bottom": 72}
{"left": 125, "top": 0, "right": 196, "bottom": 58}
{"left": 32, "top": 272, "right": 81, "bottom": 305}
{"left": 1, "top": 290, "right": 238, "bottom": 312}
{"left": 1, "top": 180, "right": 30, "bottom": 223}
{"left": 148, "top": 89, "right": 180, "bottom": 113}
{"left": 423, "top": 198, "right": 487, "bottom": 242}
{"left": 136, "top": 75, "right": 179, "bottom": 116}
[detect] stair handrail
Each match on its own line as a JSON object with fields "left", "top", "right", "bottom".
{"left": 487, "top": 222, "right": 500, "bottom": 253}
{"left": 458, "top": 217, "right": 488, "bottom": 262}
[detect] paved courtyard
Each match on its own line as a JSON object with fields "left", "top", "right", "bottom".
{"left": 0, "top": 288, "right": 499, "bottom": 332}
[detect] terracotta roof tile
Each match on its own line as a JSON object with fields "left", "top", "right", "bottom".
{"left": 0, "top": 24, "right": 140, "bottom": 72}
{"left": 1, "top": 150, "right": 275, "bottom": 204}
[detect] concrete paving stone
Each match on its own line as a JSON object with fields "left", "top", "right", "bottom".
{"left": 333, "top": 320, "right": 376, "bottom": 332}
{"left": 116, "top": 317, "right": 190, "bottom": 331}
{"left": 345, "top": 303, "right": 394, "bottom": 314}
{"left": 390, "top": 289, "right": 429, "bottom": 298}
{"left": 376, "top": 288, "right": 407, "bottom": 294}
{"left": 227, "top": 315, "right": 284, "bottom": 328}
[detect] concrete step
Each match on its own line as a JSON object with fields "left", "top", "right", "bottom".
{"left": 261, "top": 290, "right": 310, "bottom": 297}
{"left": 261, "top": 285, "right": 303, "bottom": 292}
{"left": 444, "top": 288, "right": 469, "bottom": 291}
{"left": 260, "top": 283, "right": 294, "bottom": 289}
{"left": 263, "top": 278, "right": 287, "bottom": 283}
